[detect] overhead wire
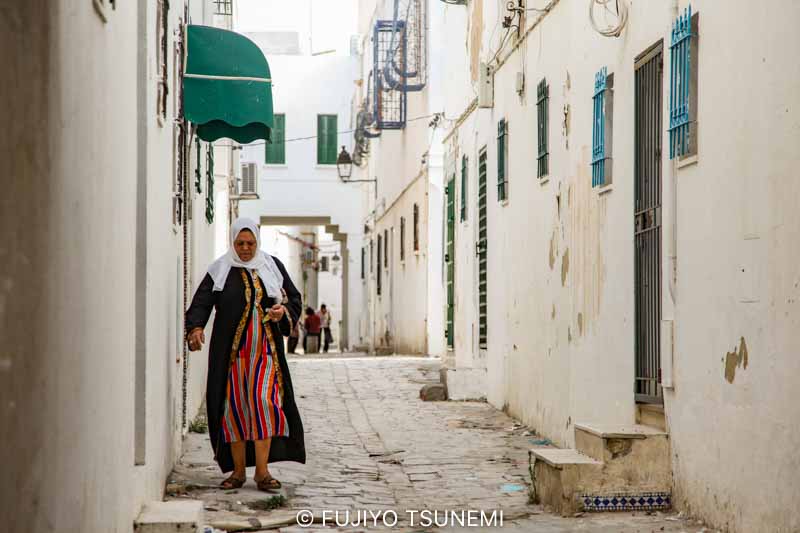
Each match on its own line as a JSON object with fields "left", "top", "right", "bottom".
{"left": 240, "top": 113, "right": 442, "bottom": 148}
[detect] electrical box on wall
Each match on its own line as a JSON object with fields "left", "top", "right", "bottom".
{"left": 515, "top": 72, "right": 525, "bottom": 95}
{"left": 478, "top": 62, "right": 494, "bottom": 108}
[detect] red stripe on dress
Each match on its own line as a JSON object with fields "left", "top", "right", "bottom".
{"left": 256, "top": 336, "right": 269, "bottom": 439}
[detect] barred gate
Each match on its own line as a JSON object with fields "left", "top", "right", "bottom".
{"left": 634, "top": 42, "right": 664, "bottom": 404}
{"left": 477, "top": 149, "right": 488, "bottom": 349}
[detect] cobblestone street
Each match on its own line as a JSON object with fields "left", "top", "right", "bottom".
{"left": 167, "top": 355, "right": 714, "bottom": 532}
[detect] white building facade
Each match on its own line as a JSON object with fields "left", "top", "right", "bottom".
{"left": 441, "top": 0, "right": 800, "bottom": 531}
{"left": 0, "top": 1, "right": 242, "bottom": 531}
{"left": 353, "top": 0, "right": 446, "bottom": 356}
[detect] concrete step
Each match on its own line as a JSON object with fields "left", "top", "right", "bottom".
{"left": 530, "top": 423, "right": 673, "bottom": 515}
{"left": 529, "top": 448, "right": 603, "bottom": 515}
{"left": 134, "top": 500, "right": 203, "bottom": 533}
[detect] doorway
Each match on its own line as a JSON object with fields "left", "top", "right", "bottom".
{"left": 634, "top": 41, "right": 664, "bottom": 404}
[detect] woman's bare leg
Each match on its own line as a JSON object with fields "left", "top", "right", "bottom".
{"left": 230, "top": 441, "right": 247, "bottom": 479}
{"left": 254, "top": 438, "right": 272, "bottom": 481}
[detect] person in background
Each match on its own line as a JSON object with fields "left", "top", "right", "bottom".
{"left": 303, "top": 306, "right": 321, "bottom": 353}
{"left": 287, "top": 318, "right": 300, "bottom": 354}
{"left": 319, "top": 304, "right": 333, "bottom": 353}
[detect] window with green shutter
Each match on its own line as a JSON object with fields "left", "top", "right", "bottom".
{"left": 460, "top": 155, "right": 468, "bottom": 222}
{"left": 317, "top": 114, "right": 338, "bottom": 165}
{"left": 497, "top": 118, "right": 508, "bottom": 201}
{"left": 265, "top": 114, "right": 286, "bottom": 164}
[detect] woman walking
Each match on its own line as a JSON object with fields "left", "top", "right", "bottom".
{"left": 185, "top": 217, "right": 305, "bottom": 491}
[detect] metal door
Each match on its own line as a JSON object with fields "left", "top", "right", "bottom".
{"left": 477, "top": 149, "right": 488, "bottom": 349}
{"left": 634, "top": 42, "right": 664, "bottom": 404}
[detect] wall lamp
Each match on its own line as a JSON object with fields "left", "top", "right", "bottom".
{"left": 337, "top": 146, "right": 376, "bottom": 183}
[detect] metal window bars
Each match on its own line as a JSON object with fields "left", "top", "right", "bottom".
{"left": 213, "top": 0, "right": 232, "bottom": 16}
{"left": 373, "top": 21, "right": 408, "bottom": 129}
{"left": 669, "top": 5, "right": 692, "bottom": 159}
{"left": 591, "top": 67, "right": 608, "bottom": 187}
{"left": 382, "top": 0, "right": 428, "bottom": 92}
{"left": 537, "top": 78, "right": 549, "bottom": 178}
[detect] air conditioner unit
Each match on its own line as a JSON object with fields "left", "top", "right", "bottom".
{"left": 238, "top": 162, "right": 258, "bottom": 198}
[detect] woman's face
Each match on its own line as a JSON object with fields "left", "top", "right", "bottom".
{"left": 234, "top": 229, "right": 257, "bottom": 262}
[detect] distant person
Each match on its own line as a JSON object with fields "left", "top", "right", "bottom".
{"left": 287, "top": 318, "right": 300, "bottom": 354}
{"left": 320, "top": 304, "right": 333, "bottom": 353}
{"left": 303, "top": 306, "right": 321, "bottom": 353}
{"left": 184, "top": 217, "right": 305, "bottom": 492}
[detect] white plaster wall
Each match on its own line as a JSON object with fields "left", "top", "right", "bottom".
{"left": 0, "top": 2, "right": 233, "bottom": 531}
{"left": 663, "top": 2, "right": 800, "bottom": 531}
{"left": 444, "top": 0, "right": 800, "bottom": 531}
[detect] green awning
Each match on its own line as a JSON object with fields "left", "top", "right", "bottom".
{"left": 183, "top": 25, "right": 273, "bottom": 143}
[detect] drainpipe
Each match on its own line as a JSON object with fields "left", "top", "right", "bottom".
{"left": 661, "top": 0, "right": 679, "bottom": 391}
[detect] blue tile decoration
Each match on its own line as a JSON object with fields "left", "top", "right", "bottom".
{"left": 579, "top": 491, "right": 671, "bottom": 512}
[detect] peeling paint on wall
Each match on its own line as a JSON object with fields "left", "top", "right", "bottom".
{"left": 564, "top": 149, "right": 607, "bottom": 337}
{"left": 469, "top": 0, "right": 483, "bottom": 83}
{"left": 724, "top": 337, "right": 749, "bottom": 383}
{"left": 551, "top": 304, "right": 556, "bottom": 320}
{"left": 549, "top": 230, "right": 557, "bottom": 269}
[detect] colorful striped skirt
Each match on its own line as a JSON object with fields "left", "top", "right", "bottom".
{"left": 222, "top": 306, "right": 289, "bottom": 442}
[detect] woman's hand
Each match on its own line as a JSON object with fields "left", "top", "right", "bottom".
{"left": 187, "top": 327, "right": 205, "bottom": 351}
{"left": 268, "top": 304, "right": 285, "bottom": 322}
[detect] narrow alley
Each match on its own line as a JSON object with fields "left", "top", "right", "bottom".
{"left": 2, "top": 1, "right": 799, "bottom": 532}
{"left": 166, "top": 354, "right": 711, "bottom": 532}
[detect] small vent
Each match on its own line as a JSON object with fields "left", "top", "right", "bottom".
{"left": 240, "top": 163, "right": 258, "bottom": 196}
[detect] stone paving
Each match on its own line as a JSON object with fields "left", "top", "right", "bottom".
{"left": 166, "top": 354, "right": 716, "bottom": 532}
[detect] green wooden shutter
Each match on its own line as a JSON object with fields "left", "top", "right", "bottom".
{"left": 497, "top": 119, "right": 507, "bottom": 201}
{"left": 478, "top": 150, "right": 488, "bottom": 348}
{"left": 460, "top": 155, "right": 468, "bottom": 222}
{"left": 446, "top": 177, "right": 456, "bottom": 348}
{"left": 265, "top": 114, "right": 285, "bottom": 164}
{"left": 317, "top": 115, "right": 337, "bottom": 164}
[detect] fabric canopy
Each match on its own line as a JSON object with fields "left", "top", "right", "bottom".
{"left": 183, "top": 25, "right": 273, "bottom": 143}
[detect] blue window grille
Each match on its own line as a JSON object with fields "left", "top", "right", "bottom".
{"left": 373, "top": 20, "right": 407, "bottom": 130}
{"left": 669, "top": 5, "right": 693, "bottom": 159}
{"left": 591, "top": 67, "right": 609, "bottom": 187}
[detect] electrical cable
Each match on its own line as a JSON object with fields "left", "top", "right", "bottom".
{"left": 589, "top": 0, "right": 628, "bottom": 38}
{"left": 241, "top": 113, "right": 442, "bottom": 148}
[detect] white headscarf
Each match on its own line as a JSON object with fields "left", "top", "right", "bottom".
{"left": 207, "top": 217, "right": 284, "bottom": 297}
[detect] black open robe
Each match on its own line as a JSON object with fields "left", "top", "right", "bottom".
{"left": 184, "top": 256, "right": 306, "bottom": 473}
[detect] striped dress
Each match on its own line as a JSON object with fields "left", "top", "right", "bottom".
{"left": 222, "top": 272, "right": 289, "bottom": 442}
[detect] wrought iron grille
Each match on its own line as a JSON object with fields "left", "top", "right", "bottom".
{"left": 591, "top": 67, "right": 608, "bottom": 187}
{"left": 373, "top": 20, "right": 407, "bottom": 129}
{"left": 669, "top": 5, "right": 693, "bottom": 158}
{"left": 384, "top": 0, "right": 428, "bottom": 92}
{"left": 634, "top": 42, "right": 664, "bottom": 404}
{"left": 537, "top": 78, "right": 549, "bottom": 178}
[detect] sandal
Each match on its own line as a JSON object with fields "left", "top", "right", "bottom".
{"left": 220, "top": 474, "right": 245, "bottom": 490}
{"left": 255, "top": 474, "right": 282, "bottom": 492}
